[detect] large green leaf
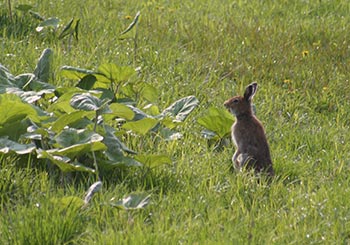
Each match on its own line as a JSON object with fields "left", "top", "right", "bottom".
{"left": 97, "top": 64, "right": 135, "bottom": 84}
{"left": 47, "top": 142, "right": 106, "bottom": 159}
{"left": 51, "top": 111, "right": 95, "bottom": 132}
{"left": 88, "top": 74, "right": 110, "bottom": 89}
{"left": 13, "top": 73, "right": 35, "bottom": 89}
{"left": 22, "top": 125, "right": 54, "bottom": 145}
{"left": 98, "top": 127, "right": 139, "bottom": 169}
{"left": 103, "top": 125, "right": 136, "bottom": 156}
{"left": 76, "top": 74, "right": 97, "bottom": 90}
{"left": 48, "top": 98, "right": 75, "bottom": 114}
{"left": 161, "top": 96, "right": 199, "bottom": 122}
{"left": 0, "top": 94, "right": 41, "bottom": 124}
{"left": 197, "top": 107, "right": 234, "bottom": 138}
{"left": 1, "top": 67, "right": 55, "bottom": 104}
{"left": 135, "top": 154, "right": 172, "bottom": 168}
{"left": 51, "top": 128, "right": 107, "bottom": 159}
{"left": 89, "top": 88, "right": 115, "bottom": 101}
{"left": 0, "top": 137, "right": 36, "bottom": 154}
{"left": 7, "top": 87, "right": 55, "bottom": 104}
{"left": 28, "top": 79, "right": 55, "bottom": 91}
{"left": 15, "top": 74, "right": 55, "bottom": 91}
{"left": 110, "top": 192, "right": 150, "bottom": 210}
{"left": 126, "top": 105, "right": 150, "bottom": 120}
{"left": 47, "top": 87, "right": 83, "bottom": 114}
{"left": 2, "top": 72, "right": 55, "bottom": 93}
{"left": 33, "top": 48, "right": 53, "bottom": 83}
{"left": 60, "top": 66, "right": 95, "bottom": 80}
{"left": 139, "top": 83, "right": 158, "bottom": 102}
{"left": 70, "top": 93, "right": 111, "bottom": 113}
{"left": 109, "top": 103, "right": 135, "bottom": 120}
{"left": 54, "top": 128, "right": 103, "bottom": 148}
{"left": 0, "top": 94, "right": 41, "bottom": 140}
{"left": 54, "top": 86, "right": 84, "bottom": 98}
{"left": 122, "top": 117, "right": 158, "bottom": 135}
{"left": 37, "top": 150, "right": 95, "bottom": 173}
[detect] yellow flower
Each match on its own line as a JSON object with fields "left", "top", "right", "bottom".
{"left": 302, "top": 50, "right": 309, "bottom": 57}
{"left": 284, "top": 79, "right": 291, "bottom": 84}
{"left": 124, "top": 15, "right": 132, "bottom": 20}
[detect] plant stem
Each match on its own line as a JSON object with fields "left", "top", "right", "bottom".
{"left": 133, "top": 28, "right": 138, "bottom": 65}
{"left": 8, "top": 0, "right": 13, "bottom": 22}
{"left": 92, "top": 151, "right": 99, "bottom": 181}
{"left": 92, "top": 111, "right": 100, "bottom": 181}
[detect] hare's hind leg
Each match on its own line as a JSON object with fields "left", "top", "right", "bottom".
{"left": 237, "top": 153, "right": 251, "bottom": 169}
{"left": 235, "top": 154, "right": 258, "bottom": 173}
{"left": 232, "top": 150, "right": 240, "bottom": 170}
{"left": 233, "top": 151, "right": 251, "bottom": 171}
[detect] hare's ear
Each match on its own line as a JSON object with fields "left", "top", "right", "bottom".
{"left": 244, "top": 82, "right": 258, "bottom": 101}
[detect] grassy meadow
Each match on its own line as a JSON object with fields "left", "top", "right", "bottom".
{"left": 1, "top": 0, "right": 350, "bottom": 244}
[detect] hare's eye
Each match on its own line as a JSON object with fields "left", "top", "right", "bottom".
{"left": 233, "top": 99, "right": 239, "bottom": 103}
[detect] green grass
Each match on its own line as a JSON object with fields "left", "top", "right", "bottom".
{"left": 1, "top": 0, "right": 350, "bottom": 243}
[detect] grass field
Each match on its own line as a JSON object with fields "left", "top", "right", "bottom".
{"left": 1, "top": 0, "right": 350, "bottom": 244}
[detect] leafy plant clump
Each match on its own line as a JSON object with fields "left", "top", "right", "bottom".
{"left": 0, "top": 48, "right": 199, "bottom": 180}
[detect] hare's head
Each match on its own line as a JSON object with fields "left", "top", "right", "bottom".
{"left": 224, "top": 82, "right": 257, "bottom": 117}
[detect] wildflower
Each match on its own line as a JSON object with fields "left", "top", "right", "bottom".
{"left": 124, "top": 15, "right": 132, "bottom": 20}
{"left": 284, "top": 79, "right": 291, "bottom": 84}
{"left": 302, "top": 50, "right": 309, "bottom": 57}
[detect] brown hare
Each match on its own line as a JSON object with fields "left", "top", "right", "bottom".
{"left": 224, "top": 82, "right": 274, "bottom": 176}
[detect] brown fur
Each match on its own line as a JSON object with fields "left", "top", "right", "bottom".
{"left": 224, "top": 82, "right": 274, "bottom": 176}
